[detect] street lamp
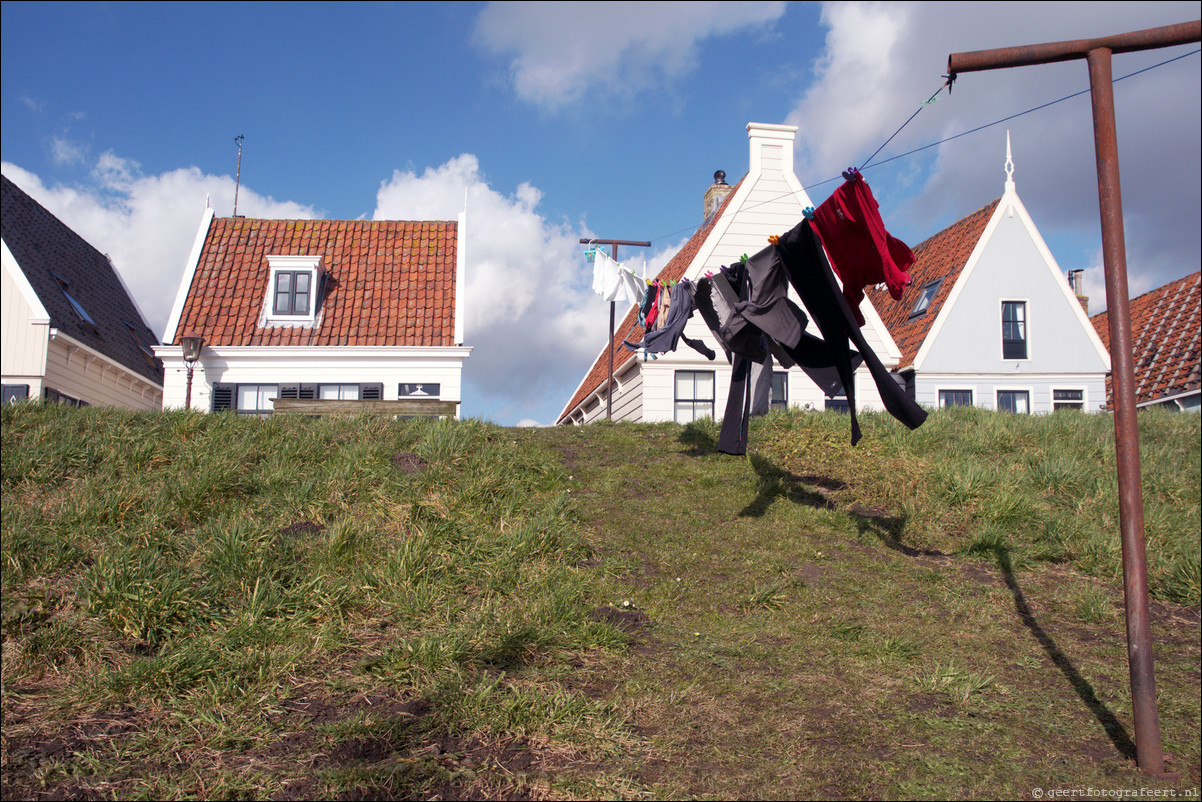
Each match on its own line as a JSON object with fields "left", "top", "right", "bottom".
{"left": 179, "top": 333, "right": 205, "bottom": 410}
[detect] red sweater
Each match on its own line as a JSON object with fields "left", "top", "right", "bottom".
{"left": 812, "top": 170, "right": 913, "bottom": 326}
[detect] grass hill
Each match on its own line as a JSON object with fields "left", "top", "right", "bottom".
{"left": 2, "top": 403, "right": 1198, "bottom": 799}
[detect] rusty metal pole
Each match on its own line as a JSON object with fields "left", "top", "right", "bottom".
{"left": 948, "top": 20, "right": 1199, "bottom": 778}
{"left": 579, "top": 238, "right": 652, "bottom": 422}
{"left": 1086, "top": 45, "right": 1164, "bottom": 776}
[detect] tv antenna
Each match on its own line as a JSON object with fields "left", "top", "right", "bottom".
{"left": 232, "top": 135, "right": 245, "bottom": 217}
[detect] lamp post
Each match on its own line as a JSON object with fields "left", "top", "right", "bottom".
{"left": 180, "top": 333, "right": 205, "bottom": 410}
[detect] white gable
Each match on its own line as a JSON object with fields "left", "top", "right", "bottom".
{"left": 916, "top": 181, "right": 1110, "bottom": 375}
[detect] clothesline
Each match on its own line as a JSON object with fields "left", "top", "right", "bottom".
{"left": 631, "top": 48, "right": 1199, "bottom": 248}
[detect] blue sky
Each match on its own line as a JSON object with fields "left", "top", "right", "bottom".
{"left": 3, "top": 2, "right": 1198, "bottom": 425}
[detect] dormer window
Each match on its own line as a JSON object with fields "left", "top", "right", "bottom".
{"left": 263, "top": 255, "right": 323, "bottom": 327}
{"left": 274, "top": 271, "right": 311, "bottom": 315}
{"left": 50, "top": 270, "right": 99, "bottom": 333}
{"left": 909, "top": 279, "right": 942, "bottom": 318}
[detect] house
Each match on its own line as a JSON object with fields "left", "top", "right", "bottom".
{"left": 1, "top": 174, "right": 164, "bottom": 409}
{"left": 155, "top": 208, "right": 471, "bottom": 414}
{"left": 558, "top": 122, "right": 905, "bottom": 426}
{"left": 1090, "top": 271, "right": 1200, "bottom": 412}
{"left": 864, "top": 137, "right": 1111, "bottom": 414}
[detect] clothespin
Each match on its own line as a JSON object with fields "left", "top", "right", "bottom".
{"left": 740, "top": 253, "right": 749, "bottom": 264}
{"left": 705, "top": 270, "right": 713, "bottom": 278}
{"left": 802, "top": 206, "right": 815, "bottom": 221}
{"left": 842, "top": 168, "right": 862, "bottom": 182}
{"left": 768, "top": 234, "right": 780, "bottom": 246}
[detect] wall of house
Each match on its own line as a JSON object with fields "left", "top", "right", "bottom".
{"left": 914, "top": 372, "right": 1106, "bottom": 414}
{"left": 920, "top": 212, "right": 1110, "bottom": 379}
{"left": 572, "top": 358, "right": 644, "bottom": 425}
{"left": 158, "top": 345, "right": 471, "bottom": 415}
{"left": 1, "top": 248, "right": 50, "bottom": 394}
{"left": 42, "top": 335, "right": 163, "bottom": 410}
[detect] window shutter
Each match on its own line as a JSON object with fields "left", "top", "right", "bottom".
{"left": 211, "top": 383, "right": 235, "bottom": 412}
{"left": 300, "top": 384, "right": 317, "bottom": 399}
{"left": 360, "top": 383, "right": 384, "bottom": 400}
{"left": 278, "top": 384, "right": 300, "bottom": 400}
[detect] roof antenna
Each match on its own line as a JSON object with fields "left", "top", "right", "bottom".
{"left": 232, "top": 135, "right": 245, "bottom": 217}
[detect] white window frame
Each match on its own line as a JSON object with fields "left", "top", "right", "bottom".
{"left": 262, "top": 255, "right": 323, "bottom": 328}
{"left": 1052, "top": 388, "right": 1086, "bottom": 411}
{"left": 237, "top": 384, "right": 279, "bottom": 415}
{"left": 938, "top": 389, "right": 974, "bottom": 408}
{"left": 997, "top": 388, "right": 1032, "bottom": 414}
{"left": 1001, "top": 299, "right": 1030, "bottom": 361}
{"left": 674, "top": 370, "right": 715, "bottom": 424}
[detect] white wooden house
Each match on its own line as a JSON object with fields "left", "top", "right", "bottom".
{"left": 156, "top": 210, "right": 471, "bottom": 414}
{"left": 558, "top": 122, "right": 905, "bottom": 425}
{"left": 866, "top": 138, "right": 1111, "bottom": 414}
{"left": 1, "top": 174, "right": 164, "bottom": 409}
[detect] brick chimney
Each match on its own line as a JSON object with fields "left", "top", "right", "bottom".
{"left": 1068, "top": 269, "right": 1089, "bottom": 313}
{"left": 703, "top": 170, "right": 731, "bottom": 222}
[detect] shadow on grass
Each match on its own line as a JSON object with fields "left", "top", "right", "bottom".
{"left": 734, "top": 448, "right": 1138, "bottom": 763}
{"left": 738, "top": 454, "right": 842, "bottom": 517}
{"left": 989, "top": 543, "right": 1139, "bottom": 761}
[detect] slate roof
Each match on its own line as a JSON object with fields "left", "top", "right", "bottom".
{"left": 1090, "top": 271, "right": 1200, "bottom": 407}
{"left": 557, "top": 180, "right": 742, "bottom": 424}
{"left": 175, "top": 216, "right": 457, "bottom": 347}
{"left": 865, "top": 199, "right": 1000, "bottom": 370}
{"left": 1, "top": 174, "right": 163, "bottom": 384}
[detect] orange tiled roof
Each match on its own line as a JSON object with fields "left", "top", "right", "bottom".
{"left": 557, "top": 180, "right": 743, "bottom": 423}
{"left": 865, "top": 200, "right": 1000, "bottom": 370}
{"left": 175, "top": 217, "right": 457, "bottom": 347}
{"left": 1090, "top": 271, "right": 1200, "bottom": 407}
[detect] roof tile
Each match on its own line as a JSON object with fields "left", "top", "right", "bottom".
{"left": 1091, "top": 271, "right": 1200, "bottom": 407}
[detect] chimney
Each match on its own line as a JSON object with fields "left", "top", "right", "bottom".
{"left": 703, "top": 170, "right": 731, "bottom": 222}
{"left": 1068, "top": 269, "right": 1089, "bottom": 314}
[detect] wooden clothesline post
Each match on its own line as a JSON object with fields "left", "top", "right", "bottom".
{"left": 580, "top": 238, "right": 651, "bottom": 420}
{"left": 948, "top": 19, "right": 1200, "bottom": 778}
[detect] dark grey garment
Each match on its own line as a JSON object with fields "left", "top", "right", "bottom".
{"left": 749, "top": 350, "right": 774, "bottom": 417}
{"left": 623, "top": 281, "right": 715, "bottom": 360}
{"left": 775, "top": 219, "right": 927, "bottom": 445}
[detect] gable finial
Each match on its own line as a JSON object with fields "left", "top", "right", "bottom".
{"left": 1004, "top": 130, "right": 1015, "bottom": 191}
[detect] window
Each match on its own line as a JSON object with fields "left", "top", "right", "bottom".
{"left": 910, "top": 279, "right": 942, "bottom": 318}
{"left": 264, "top": 255, "right": 323, "bottom": 326}
{"left": 213, "top": 382, "right": 382, "bottom": 412}
{"left": 939, "top": 390, "right": 973, "bottom": 408}
{"left": 319, "top": 383, "right": 359, "bottom": 400}
{"left": 399, "top": 383, "right": 441, "bottom": 398}
{"left": 771, "top": 372, "right": 788, "bottom": 412}
{"left": 43, "top": 388, "right": 86, "bottom": 407}
{"left": 997, "top": 390, "right": 1030, "bottom": 414}
{"left": 273, "top": 271, "right": 311, "bottom": 315}
{"left": 50, "top": 271, "right": 99, "bottom": 332}
{"left": 825, "top": 398, "right": 850, "bottom": 413}
{"left": 237, "top": 384, "right": 279, "bottom": 415}
{"left": 1002, "top": 301, "right": 1027, "bottom": 360}
{"left": 123, "top": 320, "right": 160, "bottom": 370}
{"left": 2, "top": 385, "right": 30, "bottom": 405}
{"left": 1053, "top": 389, "right": 1084, "bottom": 411}
{"left": 674, "top": 371, "right": 714, "bottom": 423}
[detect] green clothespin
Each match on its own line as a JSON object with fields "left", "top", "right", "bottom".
{"left": 740, "top": 253, "right": 749, "bottom": 264}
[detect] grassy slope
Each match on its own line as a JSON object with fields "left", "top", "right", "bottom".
{"left": 2, "top": 404, "right": 1199, "bottom": 800}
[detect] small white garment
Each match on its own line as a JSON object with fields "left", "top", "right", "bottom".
{"left": 592, "top": 247, "right": 643, "bottom": 307}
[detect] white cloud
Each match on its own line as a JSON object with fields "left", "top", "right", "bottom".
{"left": 50, "top": 136, "right": 87, "bottom": 167}
{"left": 789, "top": 1, "right": 1200, "bottom": 309}
{"left": 375, "top": 154, "right": 626, "bottom": 423}
{"left": 1, "top": 158, "right": 318, "bottom": 340}
{"left": 472, "top": 1, "right": 786, "bottom": 108}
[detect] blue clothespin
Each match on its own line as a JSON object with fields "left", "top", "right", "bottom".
{"left": 842, "top": 167, "right": 861, "bottom": 182}
{"left": 803, "top": 206, "right": 815, "bottom": 220}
